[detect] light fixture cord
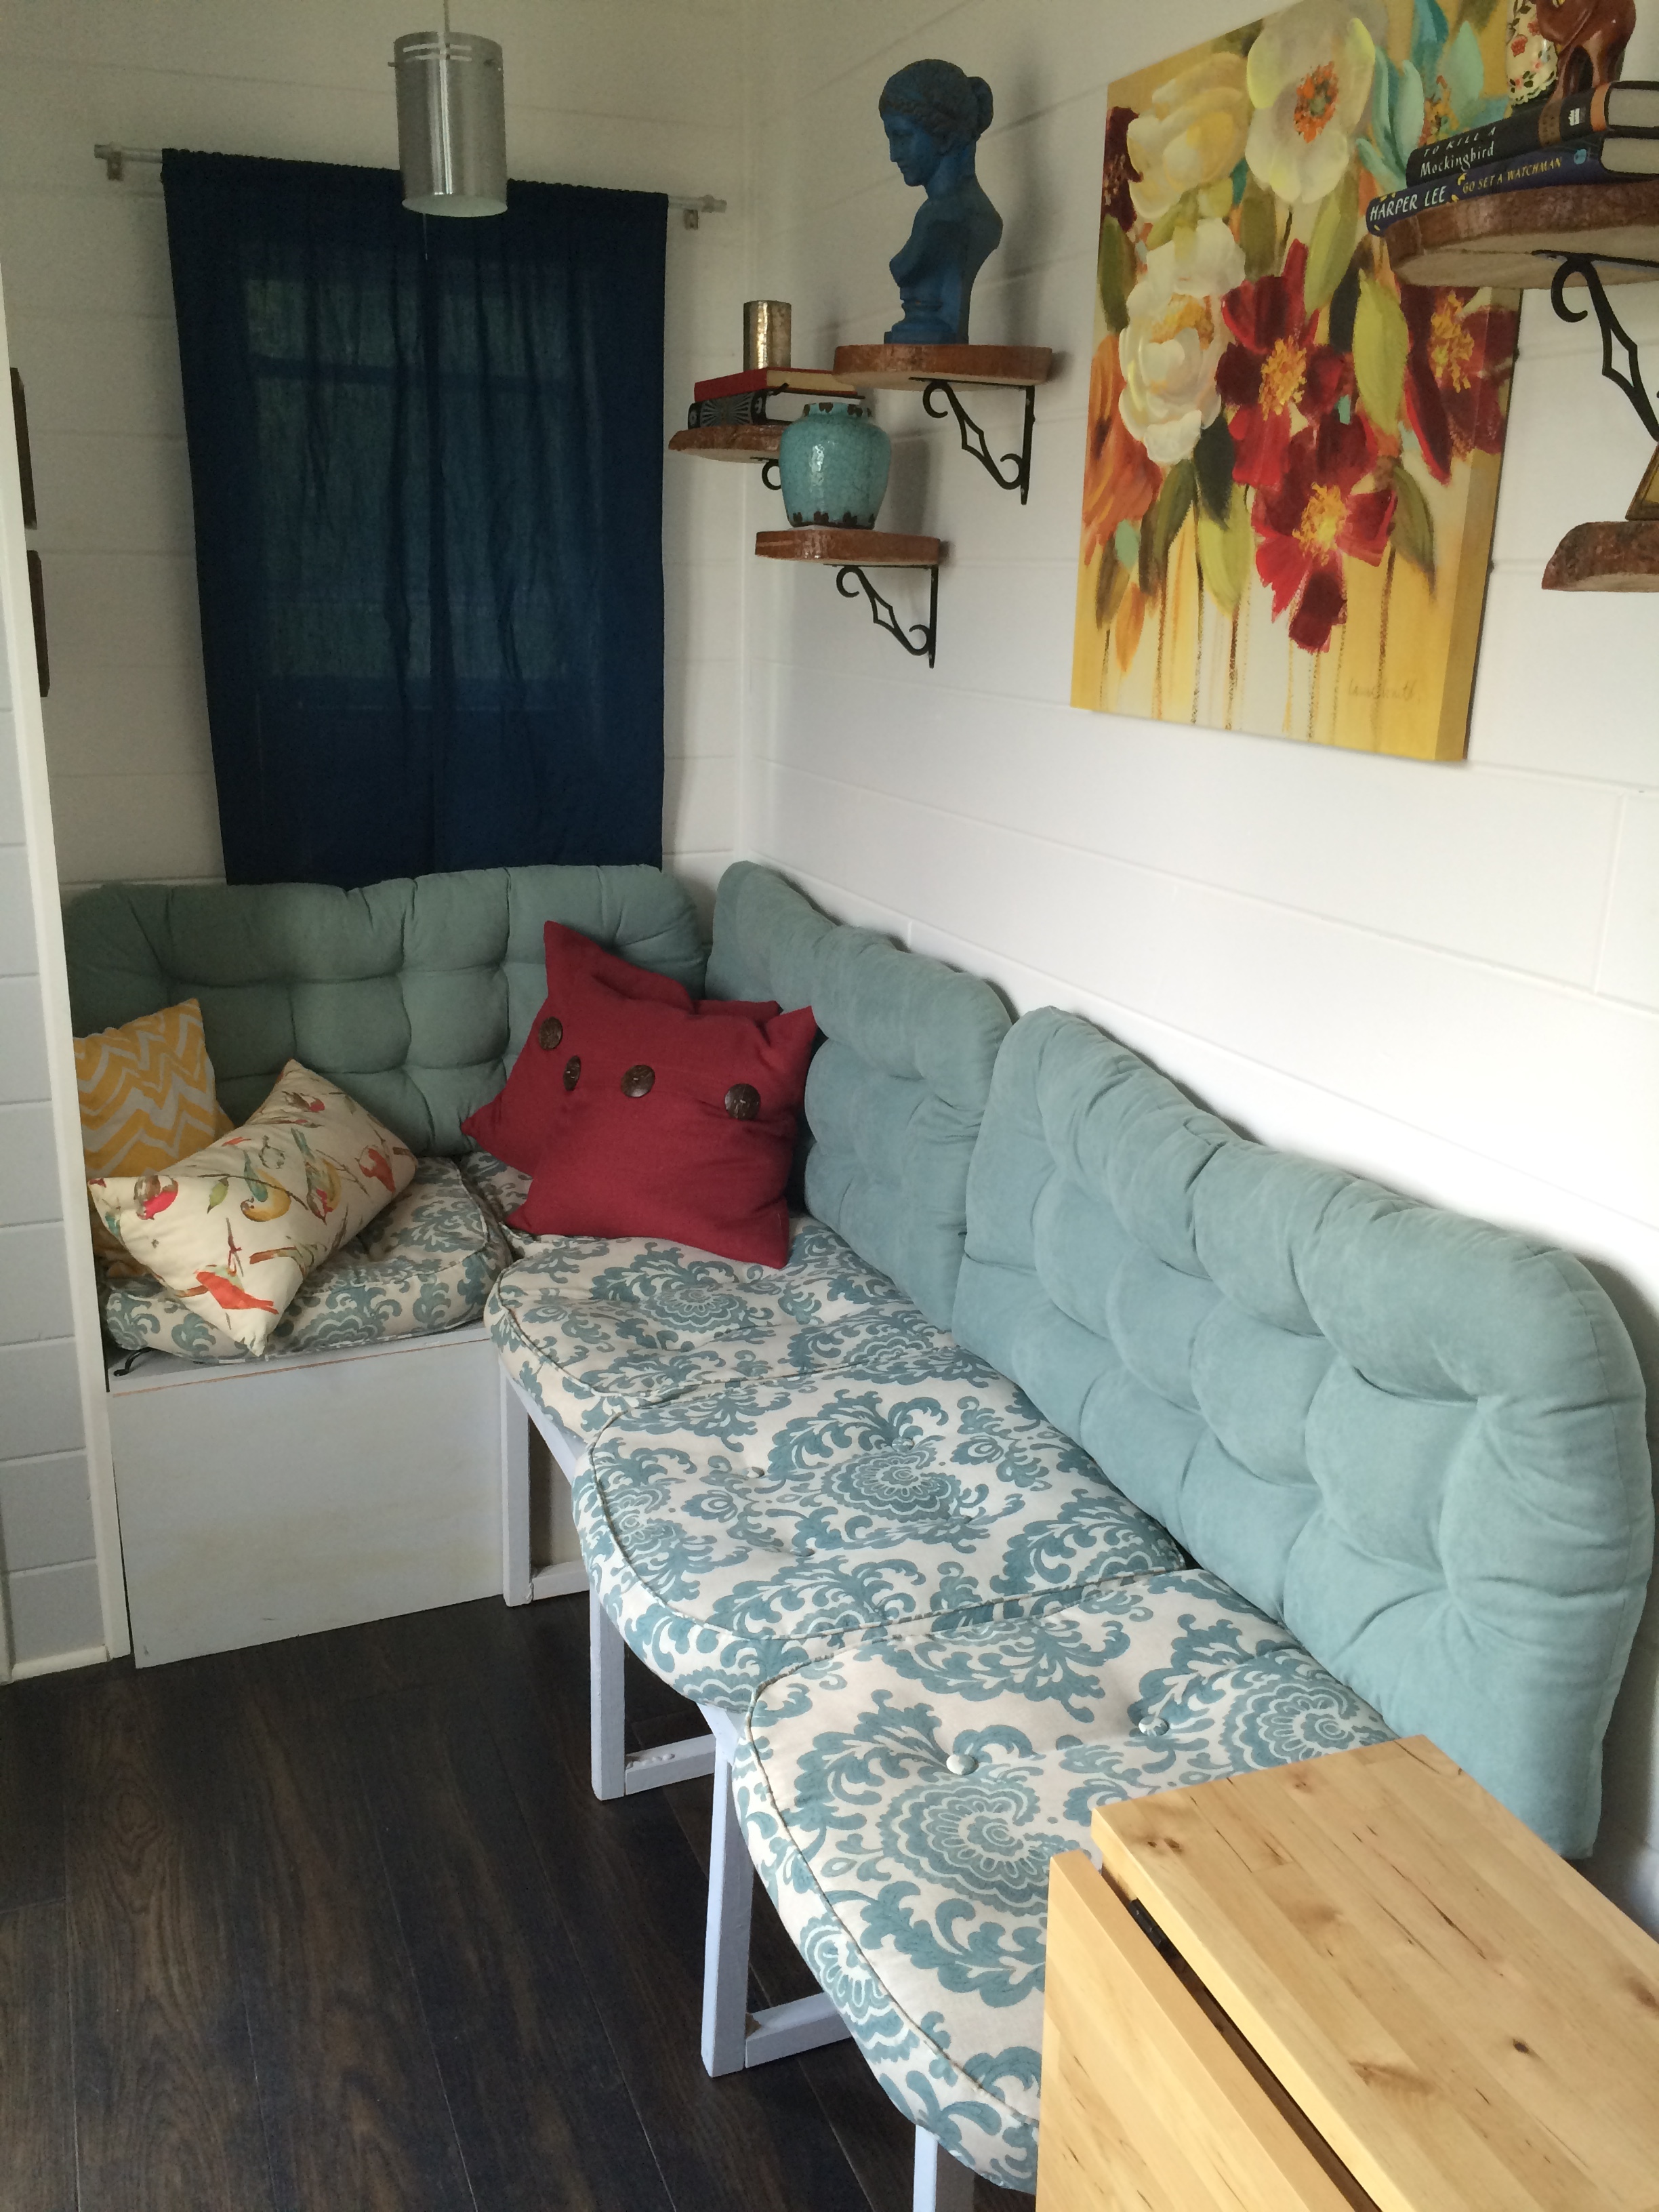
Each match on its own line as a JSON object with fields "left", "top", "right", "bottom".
{"left": 442, "top": 0, "right": 451, "bottom": 30}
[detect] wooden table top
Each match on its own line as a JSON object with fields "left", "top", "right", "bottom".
{"left": 1093, "top": 1738, "right": 1659, "bottom": 2212}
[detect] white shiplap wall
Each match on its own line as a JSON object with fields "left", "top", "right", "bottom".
{"left": 0, "top": 257, "right": 122, "bottom": 1676}
{"left": 0, "top": 0, "right": 752, "bottom": 1672}
{"left": 0, "top": 0, "right": 750, "bottom": 912}
{"left": 741, "top": 0, "right": 1659, "bottom": 1925}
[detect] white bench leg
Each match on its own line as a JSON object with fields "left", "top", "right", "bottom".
{"left": 499, "top": 1370, "right": 594, "bottom": 1604}
{"left": 701, "top": 1710, "right": 756, "bottom": 2074}
{"left": 914, "top": 2128, "right": 975, "bottom": 2211}
{"left": 588, "top": 1583, "right": 716, "bottom": 1801}
{"left": 590, "top": 1584, "right": 629, "bottom": 1799}
{"left": 699, "top": 1704, "right": 852, "bottom": 2076}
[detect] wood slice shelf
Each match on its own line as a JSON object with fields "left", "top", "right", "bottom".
{"left": 756, "top": 528, "right": 941, "bottom": 665}
{"left": 834, "top": 344, "right": 1053, "bottom": 502}
{"left": 832, "top": 342, "right": 1052, "bottom": 389}
{"left": 1544, "top": 517, "right": 1659, "bottom": 589}
{"left": 1389, "top": 182, "right": 1659, "bottom": 593}
{"left": 754, "top": 527, "right": 940, "bottom": 566}
{"left": 668, "top": 424, "right": 783, "bottom": 464}
{"left": 1385, "top": 179, "right": 1659, "bottom": 290}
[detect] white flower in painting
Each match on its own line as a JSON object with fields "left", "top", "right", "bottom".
{"left": 1246, "top": 0, "right": 1385, "bottom": 207}
{"left": 1127, "top": 52, "right": 1252, "bottom": 223}
{"left": 1118, "top": 218, "right": 1246, "bottom": 466}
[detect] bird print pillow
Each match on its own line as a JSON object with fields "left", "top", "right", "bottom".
{"left": 90, "top": 1061, "right": 417, "bottom": 1353}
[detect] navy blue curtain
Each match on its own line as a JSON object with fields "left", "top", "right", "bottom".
{"left": 163, "top": 150, "right": 665, "bottom": 886}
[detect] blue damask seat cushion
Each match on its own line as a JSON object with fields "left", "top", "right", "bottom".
{"left": 732, "top": 1573, "right": 1393, "bottom": 2190}
{"left": 102, "top": 1157, "right": 510, "bottom": 1364}
{"left": 487, "top": 1214, "right": 948, "bottom": 1440}
{"left": 571, "top": 1359, "right": 1186, "bottom": 1706}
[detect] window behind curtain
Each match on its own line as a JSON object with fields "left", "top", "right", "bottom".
{"left": 163, "top": 151, "right": 667, "bottom": 888}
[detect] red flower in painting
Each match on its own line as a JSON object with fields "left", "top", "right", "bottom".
{"left": 1215, "top": 241, "right": 1351, "bottom": 490}
{"left": 1101, "top": 104, "right": 1140, "bottom": 230}
{"left": 1250, "top": 412, "right": 1395, "bottom": 653}
{"left": 1080, "top": 333, "right": 1162, "bottom": 565}
{"left": 1401, "top": 286, "right": 1519, "bottom": 485}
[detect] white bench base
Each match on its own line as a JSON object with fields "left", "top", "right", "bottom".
{"left": 109, "top": 1324, "right": 515, "bottom": 1668}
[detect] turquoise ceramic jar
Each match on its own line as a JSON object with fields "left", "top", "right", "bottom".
{"left": 779, "top": 399, "right": 891, "bottom": 529}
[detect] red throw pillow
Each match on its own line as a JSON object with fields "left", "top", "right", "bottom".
{"left": 509, "top": 979, "right": 817, "bottom": 1267}
{"left": 462, "top": 922, "right": 779, "bottom": 1172}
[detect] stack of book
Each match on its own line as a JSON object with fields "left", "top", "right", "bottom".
{"left": 1368, "top": 79, "right": 1659, "bottom": 235}
{"left": 686, "top": 366, "right": 859, "bottom": 427}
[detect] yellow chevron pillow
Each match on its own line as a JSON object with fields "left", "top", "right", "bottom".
{"left": 76, "top": 1000, "right": 232, "bottom": 1273}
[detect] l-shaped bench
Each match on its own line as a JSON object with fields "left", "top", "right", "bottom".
{"left": 64, "top": 863, "right": 709, "bottom": 1662}
{"left": 64, "top": 858, "right": 1656, "bottom": 2205}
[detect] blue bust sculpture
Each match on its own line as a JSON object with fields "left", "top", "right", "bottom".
{"left": 880, "top": 60, "right": 1002, "bottom": 346}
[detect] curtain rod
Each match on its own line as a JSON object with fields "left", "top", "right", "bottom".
{"left": 92, "top": 144, "right": 727, "bottom": 226}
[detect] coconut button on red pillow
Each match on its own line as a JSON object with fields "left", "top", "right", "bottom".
{"left": 462, "top": 920, "right": 779, "bottom": 1172}
{"left": 508, "top": 977, "right": 817, "bottom": 1268}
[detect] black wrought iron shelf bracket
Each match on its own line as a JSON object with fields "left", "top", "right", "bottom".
{"left": 834, "top": 562, "right": 938, "bottom": 667}
{"left": 920, "top": 379, "right": 1037, "bottom": 502}
{"left": 1540, "top": 249, "right": 1659, "bottom": 443}
{"left": 761, "top": 457, "right": 781, "bottom": 491}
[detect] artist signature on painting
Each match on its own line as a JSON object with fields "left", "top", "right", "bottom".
{"left": 1344, "top": 680, "right": 1419, "bottom": 703}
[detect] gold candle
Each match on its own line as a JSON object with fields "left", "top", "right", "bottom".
{"left": 743, "top": 301, "right": 792, "bottom": 371}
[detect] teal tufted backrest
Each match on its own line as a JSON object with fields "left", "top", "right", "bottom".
{"left": 708, "top": 862, "right": 1010, "bottom": 1330}
{"left": 954, "top": 1007, "right": 1652, "bottom": 1857}
{"left": 64, "top": 865, "right": 706, "bottom": 1155}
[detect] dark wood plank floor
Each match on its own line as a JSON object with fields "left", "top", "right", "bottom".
{"left": 0, "top": 1593, "right": 1029, "bottom": 2210}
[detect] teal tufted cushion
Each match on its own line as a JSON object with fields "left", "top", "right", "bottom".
{"left": 708, "top": 862, "right": 1009, "bottom": 1329}
{"left": 62, "top": 865, "right": 705, "bottom": 1155}
{"left": 951, "top": 1007, "right": 1653, "bottom": 1857}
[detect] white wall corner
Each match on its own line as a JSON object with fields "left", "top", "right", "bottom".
{"left": 0, "top": 258, "right": 128, "bottom": 1667}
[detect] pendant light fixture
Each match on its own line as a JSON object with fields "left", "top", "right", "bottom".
{"left": 394, "top": 0, "right": 507, "bottom": 217}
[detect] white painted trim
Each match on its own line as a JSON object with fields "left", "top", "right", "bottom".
{"left": 8, "top": 1641, "right": 108, "bottom": 1680}
{"left": 913, "top": 2129, "right": 974, "bottom": 2212}
{"left": 501, "top": 1361, "right": 532, "bottom": 1605}
{"left": 527, "top": 1559, "right": 588, "bottom": 1600}
{"left": 0, "top": 255, "right": 127, "bottom": 1661}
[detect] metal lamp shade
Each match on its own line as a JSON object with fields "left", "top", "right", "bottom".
{"left": 394, "top": 30, "right": 507, "bottom": 216}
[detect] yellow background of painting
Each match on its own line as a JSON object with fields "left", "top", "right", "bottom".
{"left": 1071, "top": 2, "right": 1515, "bottom": 761}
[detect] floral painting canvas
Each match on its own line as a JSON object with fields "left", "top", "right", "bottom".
{"left": 1071, "top": 0, "right": 1519, "bottom": 760}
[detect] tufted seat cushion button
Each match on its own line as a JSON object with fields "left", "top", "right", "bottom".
{"left": 537, "top": 1015, "right": 564, "bottom": 1051}
{"left": 562, "top": 1056, "right": 581, "bottom": 1091}
{"left": 1136, "top": 1715, "right": 1170, "bottom": 1737}
{"left": 621, "top": 1063, "right": 655, "bottom": 1099}
{"left": 724, "top": 1082, "right": 760, "bottom": 1120}
{"left": 945, "top": 1750, "right": 978, "bottom": 1776}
